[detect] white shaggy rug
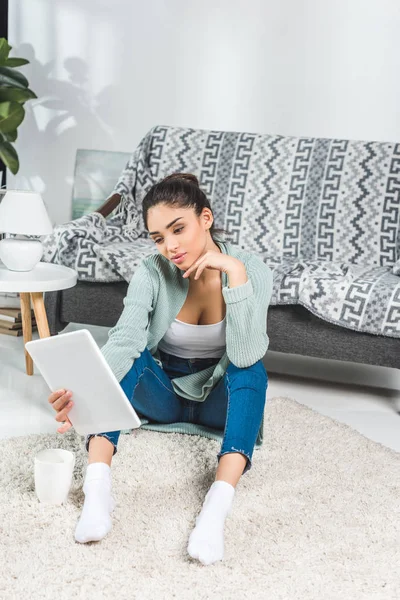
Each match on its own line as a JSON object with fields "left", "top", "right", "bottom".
{"left": 0, "top": 396, "right": 399, "bottom": 600}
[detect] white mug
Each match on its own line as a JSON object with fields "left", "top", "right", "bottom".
{"left": 34, "top": 449, "right": 75, "bottom": 505}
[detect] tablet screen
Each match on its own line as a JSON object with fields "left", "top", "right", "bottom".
{"left": 25, "top": 329, "right": 141, "bottom": 436}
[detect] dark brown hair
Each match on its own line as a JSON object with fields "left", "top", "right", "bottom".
{"left": 142, "top": 172, "right": 228, "bottom": 242}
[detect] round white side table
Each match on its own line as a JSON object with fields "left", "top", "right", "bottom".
{"left": 0, "top": 262, "right": 77, "bottom": 375}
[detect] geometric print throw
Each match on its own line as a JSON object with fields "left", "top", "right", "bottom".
{"left": 96, "top": 250, "right": 400, "bottom": 339}
{"left": 41, "top": 124, "right": 400, "bottom": 338}
{"left": 115, "top": 125, "right": 400, "bottom": 268}
{"left": 41, "top": 212, "right": 142, "bottom": 282}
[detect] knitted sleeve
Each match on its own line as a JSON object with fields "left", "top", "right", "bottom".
{"left": 100, "top": 263, "right": 154, "bottom": 381}
{"left": 222, "top": 254, "right": 273, "bottom": 367}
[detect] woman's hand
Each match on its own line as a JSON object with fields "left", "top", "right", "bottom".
{"left": 48, "top": 389, "right": 74, "bottom": 433}
{"left": 182, "top": 251, "right": 243, "bottom": 280}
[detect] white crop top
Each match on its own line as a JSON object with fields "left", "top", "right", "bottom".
{"left": 158, "top": 317, "right": 226, "bottom": 359}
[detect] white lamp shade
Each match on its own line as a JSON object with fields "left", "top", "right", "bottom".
{"left": 0, "top": 190, "right": 53, "bottom": 235}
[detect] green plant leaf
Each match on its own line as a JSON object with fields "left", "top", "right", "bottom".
{"left": 0, "top": 66, "right": 29, "bottom": 88}
{"left": 1, "top": 129, "right": 18, "bottom": 142}
{"left": 0, "top": 102, "right": 25, "bottom": 134}
{"left": 0, "top": 130, "right": 18, "bottom": 143}
{"left": 0, "top": 140, "right": 19, "bottom": 174}
{"left": 0, "top": 87, "right": 36, "bottom": 103}
{"left": 25, "top": 87, "right": 37, "bottom": 99}
{"left": 0, "top": 39, "right": 11, "bottom": 66}
{"left": 4, "top": 57, "right": 29, "bottom": 67}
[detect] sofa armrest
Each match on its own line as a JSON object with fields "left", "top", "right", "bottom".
{"left": 95, "top": 192, "right": 122, "bottom": 218}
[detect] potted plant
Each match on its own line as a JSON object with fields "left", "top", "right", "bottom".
{"left": 0, "top": 37, "right": 37, "bottom": 177}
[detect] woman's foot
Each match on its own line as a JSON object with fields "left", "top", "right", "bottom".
{"left": 187, "top": 480, "right": 235, "bottom": 565}
{"left": 75, "top": 462, "right": 115, "bottom": 544}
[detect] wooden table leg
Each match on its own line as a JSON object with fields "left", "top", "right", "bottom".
{"left": 20, "top": 292, "right": 33, "bottom": 376}
{"left": 31, "top": 292, "right": 51, "bottom": 338}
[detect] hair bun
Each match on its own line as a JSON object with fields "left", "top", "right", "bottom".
{"left": 162, "top": 172, "right": 199, "bottom": 187}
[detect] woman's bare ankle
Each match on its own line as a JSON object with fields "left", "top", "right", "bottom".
{"left": 88, "top": 435, "right": 115, "bottom": 467}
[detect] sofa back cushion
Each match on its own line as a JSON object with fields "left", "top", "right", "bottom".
{"left": 114, "top": 125, "right": 400, "bottom": 267}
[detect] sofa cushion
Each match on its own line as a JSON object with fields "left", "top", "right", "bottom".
{"left": 276, "top": 259, "right": 400, "bottom": 338}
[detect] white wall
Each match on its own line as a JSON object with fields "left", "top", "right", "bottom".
{"left": 8, "top": 0, "right": 400, "bottom": 225}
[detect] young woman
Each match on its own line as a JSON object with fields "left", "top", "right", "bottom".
{"left": 48, "top": 172, "right": 273, "bottom": 566}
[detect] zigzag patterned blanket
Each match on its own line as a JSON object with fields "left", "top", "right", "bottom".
{"left": 94, "top": 240, "right": 400, "bottom": 338}
{"left": 42, "top": 125, "right": 400, "bottom": 338}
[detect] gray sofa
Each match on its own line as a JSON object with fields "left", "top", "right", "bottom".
{"left": 43, "top": 125, "right": 400, "bottom": 411}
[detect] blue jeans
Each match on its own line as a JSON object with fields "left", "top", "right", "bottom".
{"left": 86, "top": 347, "right": 268, "bottom": 475}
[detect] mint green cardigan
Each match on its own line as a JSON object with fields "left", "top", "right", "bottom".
{"left": 101, "top": 240, "right": 273, "bottom": 448}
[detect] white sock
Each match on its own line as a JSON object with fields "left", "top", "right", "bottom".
{"left": 187, "top": 480, "right": 235, "bottom": 565}
{"left": 74, "top": 462, "right": 116, "bottom": 544}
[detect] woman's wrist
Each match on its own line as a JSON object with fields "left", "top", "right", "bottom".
{"left": 226, "top": 262, "right": 248, "bottom": 288}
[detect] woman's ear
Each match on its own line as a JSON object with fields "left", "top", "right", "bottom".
{"left": 202, "top": 208, "right": 214, "bottom": 230}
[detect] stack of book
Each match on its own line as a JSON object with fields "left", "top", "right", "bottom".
{"left": 0, "top": 307, "right": 37, "bottom": 337}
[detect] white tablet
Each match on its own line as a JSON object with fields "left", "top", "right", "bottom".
{"left": 25, "top": 329, "right": 142, "bottom": 436}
